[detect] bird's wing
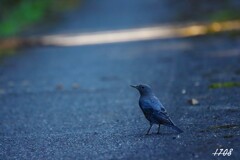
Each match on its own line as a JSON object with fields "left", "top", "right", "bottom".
{"left": 139, "top": 96, "right": 166, "bottom": 112}
{"left": 139, "top": 98, "right": 175, "bottom": 125}
{"left": 140, "top": 107, "right": 175, "bottom": 126}
{"left": 152, "top": 110, "right": 175, "bottom": 126}
{"left": 139, "top": 98, "right": 158, "bottom": 119}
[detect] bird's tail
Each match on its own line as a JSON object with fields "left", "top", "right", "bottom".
{"left": 170, "top": 125, "right": 184, "bottom": 133}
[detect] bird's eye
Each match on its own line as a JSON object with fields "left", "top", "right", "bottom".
{"left": 141, "top": 86, "right": 144, "bottom": 89}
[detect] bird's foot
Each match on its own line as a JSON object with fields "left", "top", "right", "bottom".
{"left": 157, "top": 132, "right": 161, "bottom": 135}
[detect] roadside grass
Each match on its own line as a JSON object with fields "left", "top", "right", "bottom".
{"left": 0, "top": 0, "right": 80, "bottom": 37}
{"left": 209, "top": 9, "right": 240, "bottom": 22}
{"left": 0, "top": 0, "right": 81, "bottom": 58}
{"left": 209, "top": 82, "right": 240, "bottom": 89}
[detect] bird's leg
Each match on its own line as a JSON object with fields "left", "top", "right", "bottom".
{"left": 146, "top": 124, "right": 153, "bottom": 135}
{"left": 157, "top": 124, "right": 161, "bottom": 134}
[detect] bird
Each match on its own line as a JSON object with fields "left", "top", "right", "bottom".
{"left": 131, "top": 84, "right": 183, "bottom": 135}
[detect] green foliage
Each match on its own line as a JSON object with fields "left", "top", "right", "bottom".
{"left": 209, "top": 82, "right": 240, "bottom": 89}
{"left": 210, "top": 9, "right": 240, "bottom": 22}
{"left": 0, "top": 0, "right": 80, "bottom": 37}
{"left": 200, "top": 124, "right": 240, "bottom": 132}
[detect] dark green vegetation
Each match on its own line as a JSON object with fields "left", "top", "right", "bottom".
{"left": 210, "top": 9, "right": 240, "bottom": 22}
{"left": 209, "top": 82, "right": 240, "bottom": 89}
{"left": 200, "top": 124, "right": 240, "bottom": 132}
{"left": 223, "top": 135, "right": 234, "bottom": 139}
{"left": 0, "top": 0, "right": 80, "bottom": 37}
{"left": 172, "top": 0, "right": 240, "bottom": 22}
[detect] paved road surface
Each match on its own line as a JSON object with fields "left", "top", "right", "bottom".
{"left": 1, "top": 0, "right": 240, "bottom": 159}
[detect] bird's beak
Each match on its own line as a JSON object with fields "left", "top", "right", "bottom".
{"left": 130, "top": 85, "right": 138, "bottom": 89}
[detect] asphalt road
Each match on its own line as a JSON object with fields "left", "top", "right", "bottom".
{"left": 1, "top": 0, "right": 240, "bottom": 159}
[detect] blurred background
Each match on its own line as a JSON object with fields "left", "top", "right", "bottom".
{"left": 0, "top": 0, "right": 240, "bottom": 159}
{"left": 0, "top": 0, "right": 240, "bottom": 47}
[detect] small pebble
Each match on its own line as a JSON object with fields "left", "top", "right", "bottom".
{"left": 173, "top": 135, "right": 181, "bottom": 139}
{"left": 72, "top": 83, "right": 80, "bottom": 89}
{"left": 56, "top": 84, "right": 64, "bottom": 90}
{"left": 194, "top": 154, "right": 199, "bottom": 158}
{"left": 194, "top": 82, "right": 200, "bottom": 86}
{"left": 181, "top": 89, "right": 186, "bottom": 94}
{"left": 188, "top": 98, "right": 199, "bottom": 105}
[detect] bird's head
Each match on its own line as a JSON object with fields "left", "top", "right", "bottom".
{"left": 130, "top": 84, "right": 153, "bottom": 96}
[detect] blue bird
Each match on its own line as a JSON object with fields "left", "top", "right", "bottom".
{"left": 131, "top": 84, "right": 183, "bottom": 135}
